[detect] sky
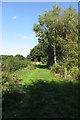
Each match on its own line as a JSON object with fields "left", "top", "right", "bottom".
{"left": 1, "top": 2, "right": 78, "bottom": 57}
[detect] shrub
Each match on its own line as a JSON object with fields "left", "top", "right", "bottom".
{"left": 41, "top": 56, "right": 48, "bottom": 64}
{"left": 70, "top": 66, "right": 78, "bottom": 79}
{"left": 1, "top": 55, "right": 31, "bottom": 73}
{"left": 51, "top": 63, "right": 61, "bottom": 73}
{"left": 2, "top": 73, "right": 22, "bottom": 96}
{"left": 51, "top": 63, "right": 65, "bottom": 77}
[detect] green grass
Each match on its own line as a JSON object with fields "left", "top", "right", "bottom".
{"left": 3, "top": 64, "right": 80, "bottom": 118}
{"left": 22, "top": 68, "right": 56, "bottom": 84}
{"left": 11, "top": 64, "right": 57, "bottom": 85}
{"left": 15, "top": 64, "right": 63, "bottom": 84}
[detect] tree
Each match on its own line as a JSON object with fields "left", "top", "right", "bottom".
{"left": 15, "top": 54, "right": 25, "bottom": 60}
{"left": 59, "top": 5, "right": 78, "bottom": 79}
{"left": 28, "top": 44, "right": 48, "bottom": 63}
{"left": 33, "top": 4, "right": 78, "bottom": 80}
{"left": 33, "top": 4, "right": 62, "bottom": 66}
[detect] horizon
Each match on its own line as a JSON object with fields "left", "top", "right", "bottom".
{"left": 1, "top": 2, "right": 78, "bottom": 57}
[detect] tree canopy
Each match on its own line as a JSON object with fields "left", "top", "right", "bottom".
{"left": 32, "top": 4, "right": 78, "bottom": 79}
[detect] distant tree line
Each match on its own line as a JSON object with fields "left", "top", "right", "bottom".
{"left": 1, "top": 54, "right": 29, "bottom": 73}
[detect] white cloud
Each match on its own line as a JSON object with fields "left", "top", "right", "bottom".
{"left": 13, "top": 16, "right": 18, "bottom": 20}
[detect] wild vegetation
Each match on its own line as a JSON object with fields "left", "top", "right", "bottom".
{"left": 1, "top": 4, "right": 80, "bottom": 118}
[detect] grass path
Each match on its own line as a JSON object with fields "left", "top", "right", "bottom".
{"left": 22, "top": 67, "right": 56, "bottom": 85}
{"left": 15, "top": 64, "right": 77, "bottom": 86}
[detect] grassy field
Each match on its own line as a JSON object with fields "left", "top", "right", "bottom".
{"left": 3, "top": 64, "right": 79, "bottom": 118}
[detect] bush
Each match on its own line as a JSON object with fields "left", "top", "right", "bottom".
{"left": 51, "top": 63, "right": 65, "bottom": 77}
{"left": 41, "top": 56, "right": 48, "bottom": 64}
{"left": 51, "top": 63, "right": 61, "bottom": 73}
{"left": 2, "top": 73, "right": 22, "bottom": 96}
{"left": 1, "top": 55, "right": 31, "bottom": 73}
{"left": 70, "top": 66, "right": 78, "bottom": 79}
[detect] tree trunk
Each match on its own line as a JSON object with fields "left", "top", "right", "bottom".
{"left": 54, "top": 29, "right": 57, "bottom": 64}
{"left": 47, "top": 38, "right": 54, "bottom": 67}
{"left": 64, "top": 54, "right": 68, "bottom": 79}
{"left": 47, "top": 45, "right": 54, "bottom": 67}
{"left": 54, "top": 44, "right": 56, "bottom": 64}
{"left": 65, "top": 67, "right": 67, "bottom": 79}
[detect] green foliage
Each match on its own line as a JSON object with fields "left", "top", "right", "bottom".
{"left": 33, "top": 4, "right": 78, "bottom": 70}
{"left": 15, "top": 54, "right": 25, "bottom": 60}
{"left": 28, "top": 44, "right": 48, "bottom": 63}
{"left": 2, "top": 73, "right": 22, "bottom": 96}
{"left": 1, "top": 54, "right": 33, "bottom": 98}
{"left": 1, "top": 55, "right": 30, "bottom": 73}
{"left": 41, "top": 56, "right": 48, "bottom": 64}
{"left": 33, "top": 5, "right": 62, "bottom": 66}
{"left": 51, "top": 63, "right": 65, "bottom": 77}
{"left": 70, "top": 66, "right": 78, "bottom": 79}
{"left": 51, "top": 63, "right": 61, "bottom": 73}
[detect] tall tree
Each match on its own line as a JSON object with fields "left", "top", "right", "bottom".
{"left": 59, "top": 5, "right": 78, "bottom": 79}
{"left": 33, "top": 5, "right": 61, "bottom": 66}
